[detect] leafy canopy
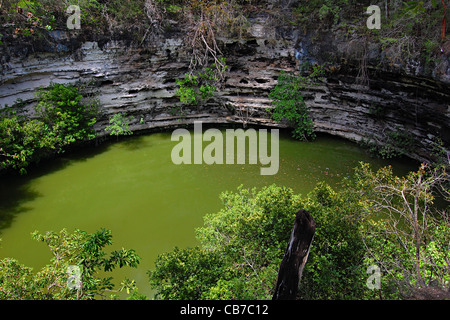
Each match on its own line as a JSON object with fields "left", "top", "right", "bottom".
{"left": 149, "top": 185, "right": 302, "bottom": 300}
{"left": 176, "top": 59, "right": 227, "bottom": 106}
{"left": 0, "top": 228, "right": 142, "bottom": 300}
{"left": 35, "top": 82, "right": 98, "bottom": 146}
{"left": 350, "top": 162, "right": 450, "bottom": 298}
{"left": 0, "top": 83, "right": 98, "bottom": 174}
{"left": 149, "top": 161, "right": 449, "bottom": 300}
{"left": 149, "top": 182, "right": 377, "bottom": 300}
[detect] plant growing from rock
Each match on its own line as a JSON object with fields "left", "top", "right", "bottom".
{"left": 360, "top": 127, "right": 414, "bottom": 159}
{"left": 0, "top": 83, "right": 98, "bottom": 174}
{"left": 269, "top": 66, "right": 324, "bottom": 141}
{"left": 35, "top": 82, "right": 98, "bottom": 146}
{"left": 105, "top": 113, "right": 133, "bottom": 140}
{"left": 176, "top": 59, "right": 227, "bottom": 105}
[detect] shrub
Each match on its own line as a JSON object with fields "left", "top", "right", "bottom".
{"left": 148, "top": 183, "right": 375, "bottom": 300}
{"left": 149, "top": 185, "right": 302, "bottom": 300}
{"left": 0, "top": 228, "right": 141, "bottom": 300}
{"left": 105, "top": 113, "right": 133, "bottom": 139}
{"left": 176, "top": 60, "right": 227, "bottom": 105}
{"left": 0, "top": 82, "right": 98, "bottom": 174}
{"left": 269, "top": 67, "right": 324, "bottom": 141}
{"left": 35, "top": 83, "right": 98, "bottom": 146}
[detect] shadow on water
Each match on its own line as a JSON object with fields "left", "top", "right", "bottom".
{"left": 0, "top": 130, "right": 422, "bottom": 236}
{"left": 0, "top": 133, "right": 159, "bottom": 234}
{"left": 0, "top": 139, "right": 115, "bottom": 233}
{"left": 119, "top": 134, "right": 155, "bottom": 151}
{"left": 0, "top": 176, "right": 41, "bottom": 231}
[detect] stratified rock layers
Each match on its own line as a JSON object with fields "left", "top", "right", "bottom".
{"left": 1, "top": 17, "right": 449, "bottom": 163}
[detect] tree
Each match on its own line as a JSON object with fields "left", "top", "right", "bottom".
{"left": 148, "top": 183, "right": 373, "bottom": 300}
{"left": 0, "top": 115, "right": 56, "bottom": 174}
{"left": 297, "top": 182, "right": 370, "bottom": 299}
{"left": 105, "top": 113, "right": 133, "bottom": 140}
{"left": 148, "top": 246, "right": 226, "bottom": 300}
{"left": 149, "top": 185, "right": 302, "bottom": 300}
{"left": 0, "top": 83, "right": 99, "bottom": 174}
{"left": 147, "top": 163, "right": 450, "bottom": 300}
{"left": 272, "top": 209, "right": 316, "bottom": 300}
{"left": 352, "top": 162, "right": 450, "bottom": 298}
{"left": 0, "top": 228, "right": 142, "bottom": 300}
{"left": 35, "top": 83, "right": 98, "bottom": 146}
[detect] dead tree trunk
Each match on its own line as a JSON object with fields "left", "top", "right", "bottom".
{"left": 272, "top": 209, "right": 316, "bottom": 300}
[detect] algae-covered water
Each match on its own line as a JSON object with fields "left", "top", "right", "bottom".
{"left": 0, "top": 129, "right": 418, "bottom": 298}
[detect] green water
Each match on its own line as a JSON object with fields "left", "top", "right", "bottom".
{"left": 0, "top": 129, "right": 418, "bottom": 298}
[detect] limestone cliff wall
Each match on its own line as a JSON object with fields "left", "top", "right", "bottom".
{"left": 0, "top": 14, "right": 449, "bottom": 163}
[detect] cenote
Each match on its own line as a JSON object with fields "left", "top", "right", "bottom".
{"left": 0, "top": 128, "right": 418, "bottom": 298}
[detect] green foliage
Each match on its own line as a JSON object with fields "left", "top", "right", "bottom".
{"left": 269, "top": 67, "right": 324, "bottom": 141}
{"left": 421, "top": 39, "right": 440, "bottom": 64}
{"left": 402, "top": 1, "right": 427, "bottom": 16}
{"left": 318, "top": 0, "right": 341, "bottom": 25}
{"left": 176, "top": 73, "right": 216, "bottom": 105}
{"left": 374, "top": 0, "right": 446, "bottom": 67}
{"left": 8, "top": 0, "right": 57, "bottom": 36}
{"left": 104, "top": 0, "right": 147, "bottom": 28}
{"left": 149, "top": 182, "right": 380, "bottom": 300}
{"left": 105, "top": 113, "right": 133, "bottom": 139}
{"left": 148, "top": 246, "right": 226, "bottom": 300}
{"left": 0, "top": 83, "right": 98, "bottom": 174}
{"left": 176, "top": 74, "right": 205, "bottom": 105}
{"left": 351, "top": 162, "right": 450, "bottom": 298}
{"left": 430, "top": 137, "right": 449, "bottom": 168}
{"left": 149, "top": 185, "right": 302, "bottom": 300}
{"left": 296, "top": 182, "right": 372, "bottom": 299}
{"left": 289, "top": 0, "right": 444, "bottom": 69}
{"left": 0, "top": 258, "right": 41, "bottom": 299}
{"left": 35, "top": 83, "right": 98, "bottom": 146}
{"left": 292, "top": 0, "right": 353, "bottom": 28}
{"left": 176, "top": 59, "right": 227, "bottom": 105}
{"left": 0, "top": 228, "right": 142, "bottom": 300}
{"left": 0, "top": 0, "right": 148, "bottom": 41}
{"left": 148, "top": 161, "right": 449, "bottom": 300}
{"left": 360, "top": 128, "right": 414, "bottom": 159}
{"left": 0, "top": 115, "right": 57, "bottom": 174}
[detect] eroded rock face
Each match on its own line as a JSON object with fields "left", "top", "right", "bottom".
{"left": 301, "top": 67, "right": 450, "bottom": 162}
{"left": 0, "top": 15, "right": 449, "bottom": 163}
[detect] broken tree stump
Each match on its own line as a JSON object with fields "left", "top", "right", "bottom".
{"left": 272, "top": 209, "right": 316, "bottom": 300}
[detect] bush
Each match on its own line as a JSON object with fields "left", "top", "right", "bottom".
{"left": 0, "top": 228, "right": 141, "bottom": 300}
{"left": 268, "top": 67, "right": 324, "bottom": 141}
{"left": 360, "top": 127, "right": 414, "bottom": 159}
{"left": 351, "top": 162, "right": 450, "bottom": 299}
{"left": 0, "top": 115, "right": 56, "bottom": 174}
{"left": 148, "top": 246, "right": 226, "bottom": 300}
{"left": 148, "top": 183, "right": 377, "bottom": 300}
{"left": 149, "top": 185, "right": 302, "bottom": 299}
{"left": 0, "top": 82, "right": 98, "bottom": 174}
{"left": 176, "top": 60, "right": 227, "bottom": 106}
{"left": 297, "top": 182, "right": 370, "bottom": 299}
{"left": 147, "top": 162, "right": 450, "bottom": 300}
{"left": 35, "top": 83, "right": 98, "bottom": 146}
{"left": 105, "top": 113, "right": 133, "bottom": 139}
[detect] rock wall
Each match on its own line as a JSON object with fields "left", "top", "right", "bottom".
{"left": 0, "top": 15, "right": 449, "bottom": 163}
